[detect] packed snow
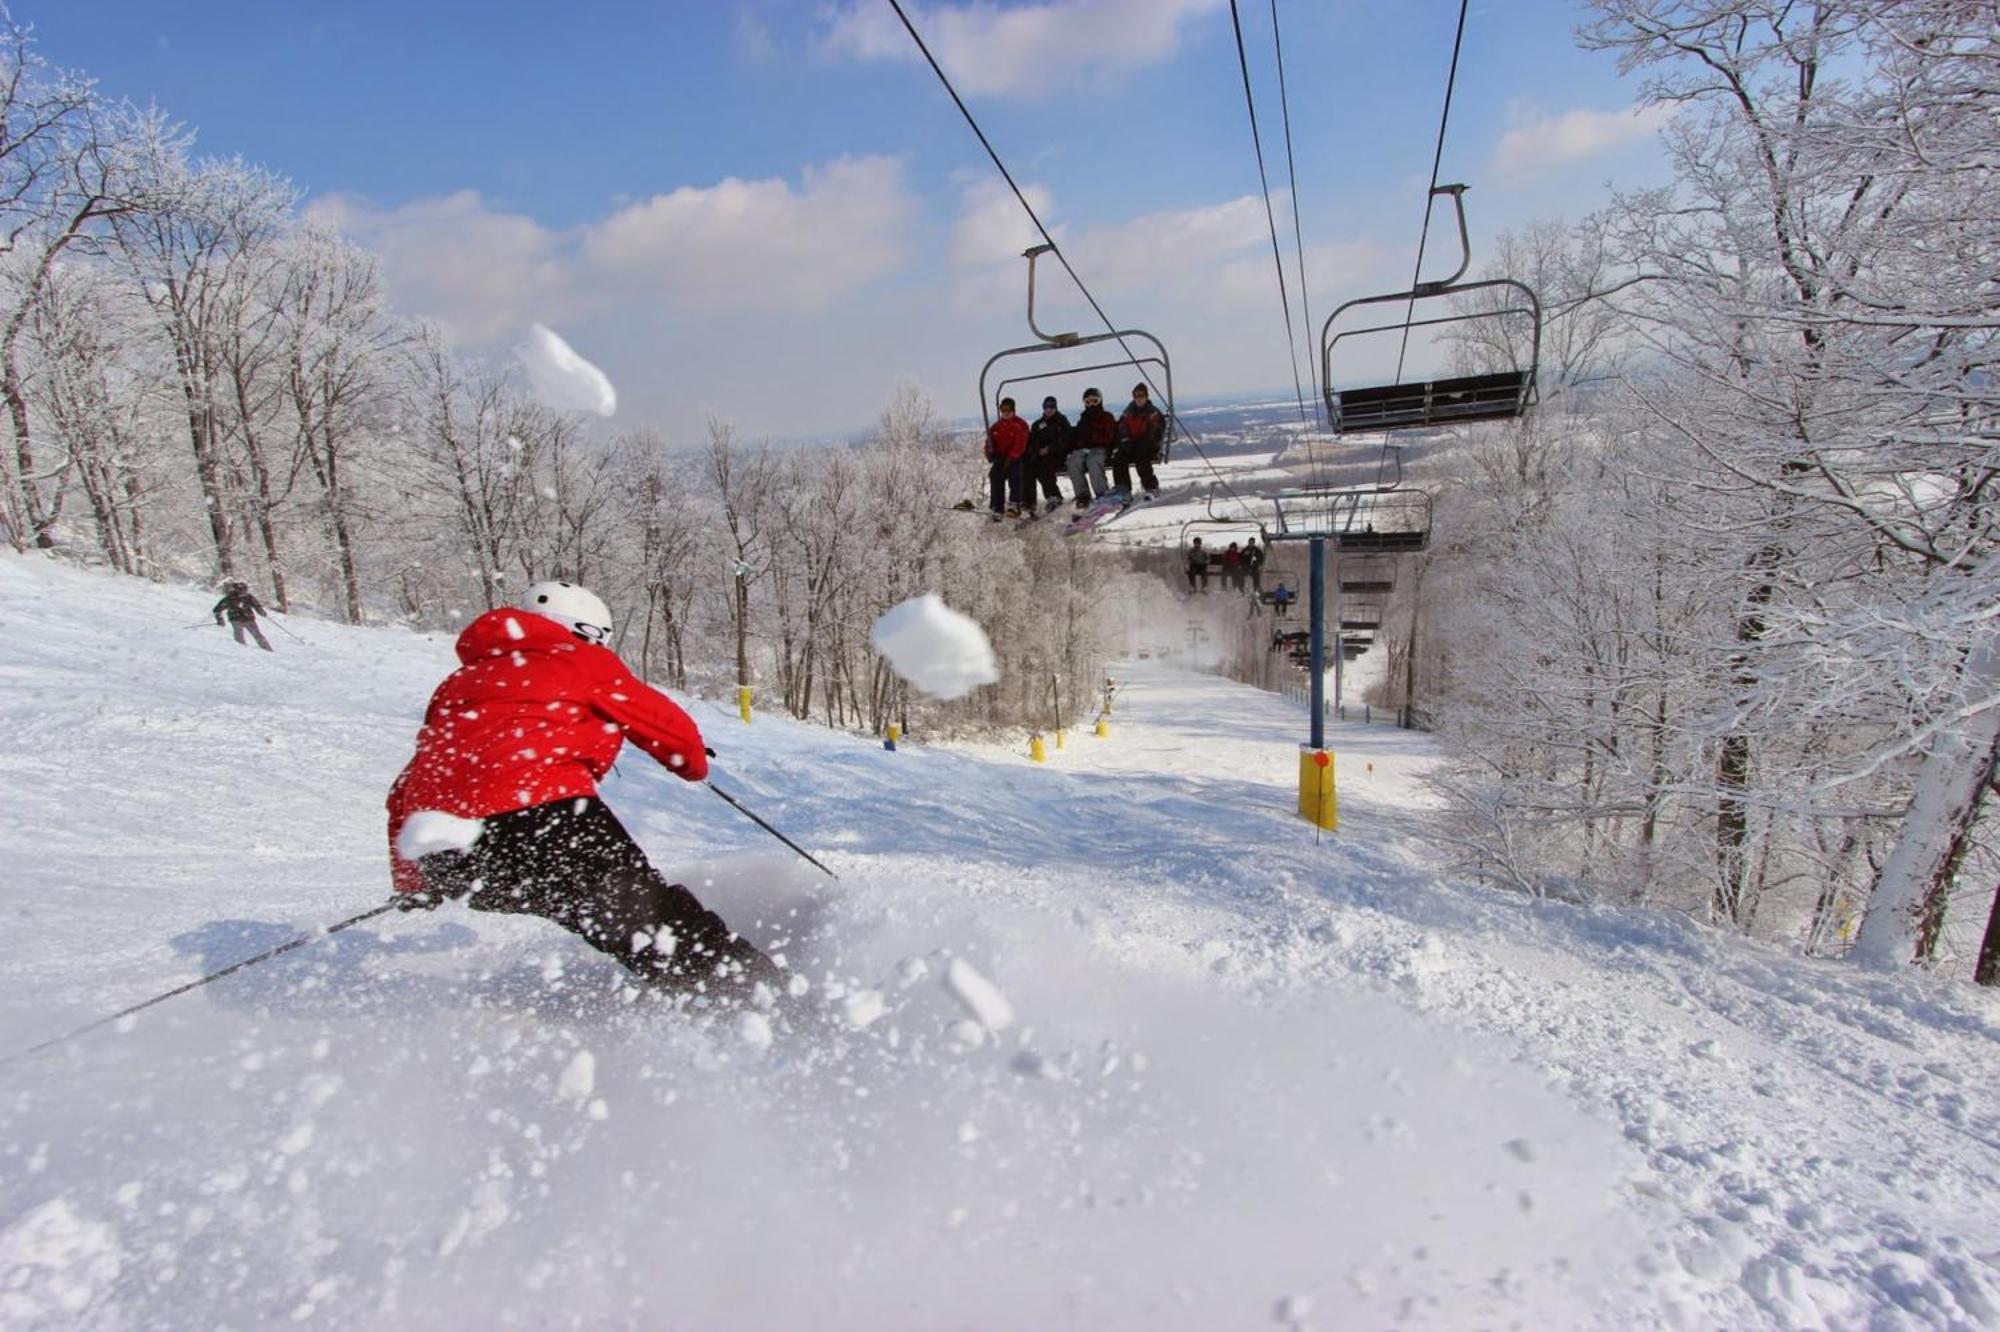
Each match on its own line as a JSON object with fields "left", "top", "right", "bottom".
{"left": 391, "top": 810, "right": 484, "bottom": 861}
{"left": 515, "top": 322, "right": 618, "bottom": 417}
{"left": 868, "top": 593, "right": 999, "bottom": 699}
{"left": 2, "top": 552, "right": 1997, "bottom": 1329}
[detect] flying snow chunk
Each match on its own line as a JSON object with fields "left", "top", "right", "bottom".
{"left": 944, "top": 957, "right": 1014, "bottom": 1032}
{"left": 517, "top": 323, "right": 617, "bottom": 417}
{"left": 395, "top": 811, "right": 484, "bottom": 861}
{"left": 869, "top": 595, "right": 998, "bottom": 701}
{"left": 557, "top": 1050, "right": 596, "bottom": 1102}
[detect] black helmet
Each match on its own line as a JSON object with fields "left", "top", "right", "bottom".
{"left": 1041, "top": 395, "right": 1058, "bottom": 409}
{"left": 1083, "top": 386, "right": 1102, "bottom": 401}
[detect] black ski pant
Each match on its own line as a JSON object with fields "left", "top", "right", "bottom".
{"left": 418, "top": 797, "right": 780, "bottom": 999}
{"left": 226, "top": 617, "right": 273, "bottom": 650}
{"left": 1112, "top": 441, "right": 1159, "bottom": 496}
{"left": 988, "top": 456, "right": 1026, "bottom": 513}
{"left": 1028, "top": 453, "right": 1064, "bottom": 505}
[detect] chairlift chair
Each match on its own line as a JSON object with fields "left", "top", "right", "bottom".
{"left": 1340, "top": 554, "right": 1395, "bottom": 596}
{"left": 1320, "top": 185, "right": 1542, "bottom": 435}
{"left": 1269, "top": 487, "right": 1431, "bottom": 552}
{"left": 1340, "top": 605, "right": 1383, "bottom": 633}
{"left": 980, "top": 245, "right": 1177, "bottom": 463}
{"left": 1178, "top": 518, "right": 1268, "bottom": 563}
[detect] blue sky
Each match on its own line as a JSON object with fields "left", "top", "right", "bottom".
{"left": 37, "top": 1, "right": 1671, "bottom": 438}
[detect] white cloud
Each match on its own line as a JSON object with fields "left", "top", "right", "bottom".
{"left": 305, "top": 191, "right": 570, "bottom": 343}
{"left": 1491, "top": 102, "right": 1677, "bottom": 184}
{"left": 822, "top": 0, "right": 1222, "bottom": 97}
{"left": 1066, "top": 195, "right": 1268, "bottom": 297}
{"left": 951, "top": 177, "right": 1055, "bottom": 267}
{"left": 581, "top": 156, "right": 913, "bottom": 312}
{"left": 307, "top": 156, "right": 917, "bottom": 347}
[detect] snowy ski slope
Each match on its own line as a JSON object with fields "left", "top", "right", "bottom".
{"left": 1, "top": 553, "right": 1997, "bottom": 1329}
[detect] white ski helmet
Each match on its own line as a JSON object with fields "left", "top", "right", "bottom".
{"left": 523, "top": 580, "right": 613, "bottom": 645}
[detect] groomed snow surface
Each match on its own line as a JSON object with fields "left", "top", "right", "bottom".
{"left": 2, "top": 552, "right": 1997, "bottom": 1330}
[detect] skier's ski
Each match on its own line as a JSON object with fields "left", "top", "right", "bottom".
{"left": 1014, "top": 502, "right": 1068, "bottom": 530}
{"left": 1062, "top": 484, "right": 1195, "bottom": 536}
{"left": 1061, "top": 488, "right": 1132, "bottom": 537}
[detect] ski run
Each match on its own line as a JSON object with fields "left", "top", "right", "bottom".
{"left": 2, "top": 551, "right": 1997, "bottom": 1330}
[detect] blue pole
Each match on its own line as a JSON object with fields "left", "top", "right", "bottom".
{"left": 1309, "top": 536, "right": 1325, "bottom": 750}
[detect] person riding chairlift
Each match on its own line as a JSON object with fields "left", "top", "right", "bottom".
{"left": 1068, "top": 387, "right": 1117, "bottom": 508}
{"left": 1027, "top": 395, "right": 1071, "bottom": 516}
{"left": 984, "top": 396, "right": 1030, "bottom": 520}
{"left": 1114, "top": 382, "right": 1165, "bottom": 501}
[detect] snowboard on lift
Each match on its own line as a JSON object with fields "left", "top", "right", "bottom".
{"left": 1062, "top": 484, "right": 1194, "bottom": 537}
{"left": 1061, "top": 488, "right": 1133, "bottom": 536}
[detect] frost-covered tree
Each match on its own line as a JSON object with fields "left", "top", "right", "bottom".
{"left": 1584, "top": 0, "right": 1999, "bottom": 967}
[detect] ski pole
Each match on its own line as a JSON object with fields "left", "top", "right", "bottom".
{"left": 270, "top": 616, "right": 306, "bottom": 644}
{"left": 184, "top": 621, "right": 218, "bottom": 630}
{"left": 4, "top": 899, "right": 401, "bottom": 1066}
{"left": 706, "top": 780, "right": 839, "bottom": 881}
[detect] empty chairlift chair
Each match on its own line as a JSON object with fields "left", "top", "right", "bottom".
{"left": 1320, "top": 185, "right": 1542, "bottom": 436}
{"left": 1340, "top": 555, "right": 1395, "bottom": 597}
{"left": 1268, "top": 486, "right": 1432, "bottom": 554}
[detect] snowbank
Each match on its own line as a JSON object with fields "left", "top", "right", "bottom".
{"left": 2, "top": 552, "right": 1997, "bottom": 1330}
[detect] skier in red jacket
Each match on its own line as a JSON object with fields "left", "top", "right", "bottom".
{"left": 984, "top": 396, "right": 1030, "bottom": 519}
{"left": 387, "top": 581, "right": 781, "bottom": 1003}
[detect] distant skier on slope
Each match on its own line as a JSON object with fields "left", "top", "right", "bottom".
{"left": 386, "top": 581, "right": 782, "bottom": 1004}
{"left": 212, "top": 580, "right": 274, "bottom": 651}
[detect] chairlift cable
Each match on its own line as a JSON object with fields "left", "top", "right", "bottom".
{"left": 1269, "top": 0, "right": 1323, "bottom": 433}
{"left": 1392, "top": 0, "right": 1471, "bottom": 387}
{"left": 1226, "top": 0, "right": 1311, "bottom": 433}
{"left": 885, "top": 0, "right": 1262, "bottom": 525}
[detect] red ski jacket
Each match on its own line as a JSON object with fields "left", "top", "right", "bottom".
{"left": 385, "top": 608, "right": 708, "bottom": 894}
{"left": 985, "top": 414, "right": 1029, "bottom": 462}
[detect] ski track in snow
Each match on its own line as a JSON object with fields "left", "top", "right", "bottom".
{"left": 1, "top": 553, "right": 1997, "bottom": 1329}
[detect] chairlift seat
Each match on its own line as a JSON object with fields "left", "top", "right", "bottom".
{"left": 1336, "top": 528, "right": 1429, "bottom": 553}
{"left": 1340, "top": 579, "right": 1394, "bottom": 595}
{"left": 1331, "top": 369, "right": 1532, "bottom": 434}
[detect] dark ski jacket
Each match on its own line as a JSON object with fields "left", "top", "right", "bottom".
{"left": 985, "top": 414, "right": 1029, "bottom": 463}
{"left": 1029, "top": 411, "right": 1072, "bottom": 464}
{"left": 1074, "top": 405, "right": 1119, "bottom": 452}
{"left": 1242, "top": 543, "right": 1265, "bottom": 572}
{"left": 386, "top": 608, "right": 709, "bottom": 896}
{"left": 1187, "top": 544, "right": 1209, "bottom": 571}
{"left": 1119, "top": 400, "right": 1166, "bottom": 455}
{"left": 213, "top": 586, "right": 266, "bottom": 625}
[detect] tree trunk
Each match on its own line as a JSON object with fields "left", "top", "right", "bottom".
{"left": 4, "top": 357, "right": 54, "bottom": 548}
{"left": 1975, "top": 883, "right": 2000, "bottom": 987}
{"left": 236, "top": 408, "right": 288, "bottom": 610}
{"left": 1913, "top": 728, "right": 2000, "bottom": 967}
{"left": 1854, "top": 635, "right": 2000, "bottom": 967}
